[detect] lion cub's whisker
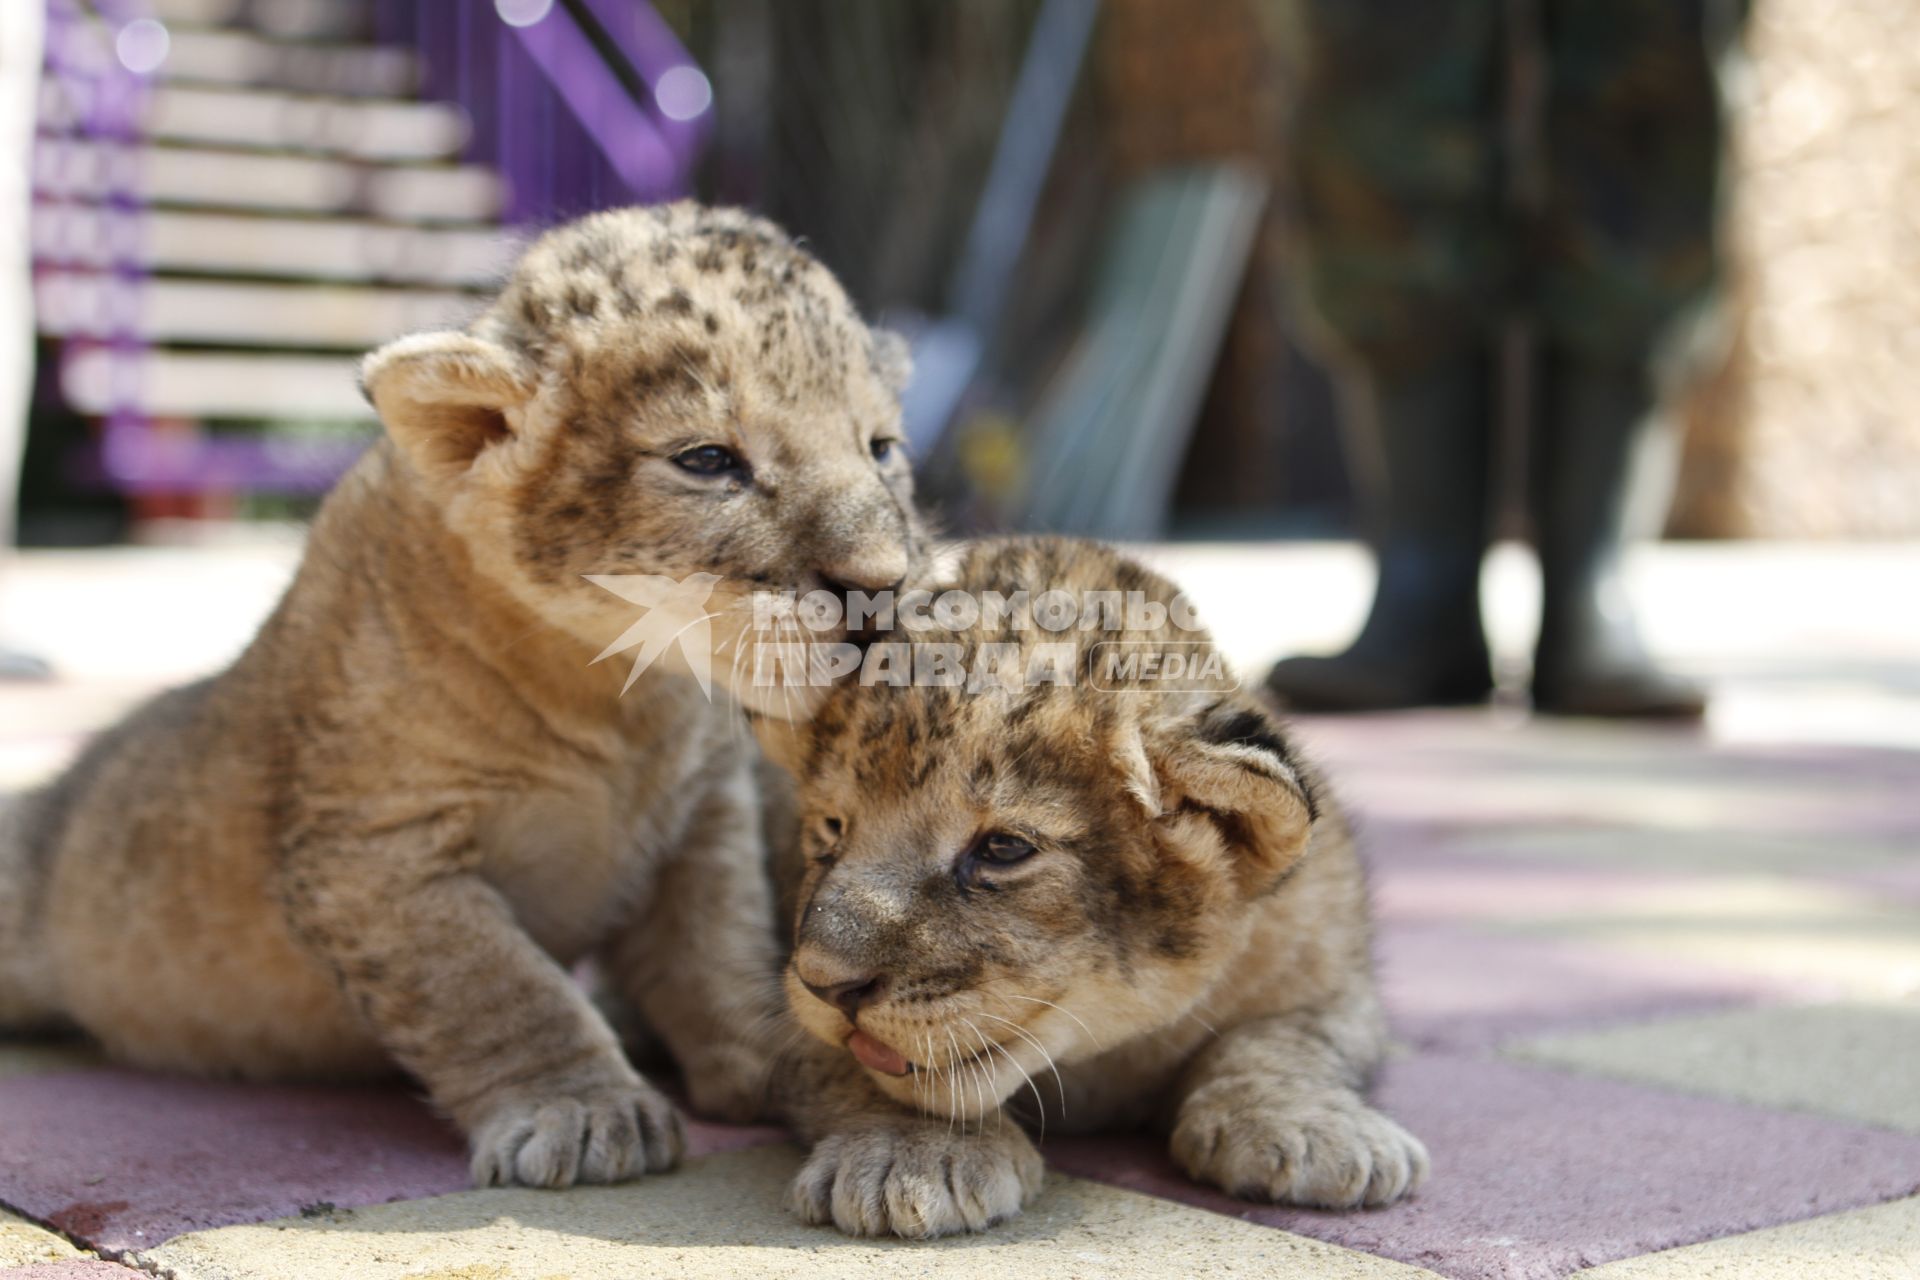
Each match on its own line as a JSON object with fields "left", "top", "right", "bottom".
{"left": 963, "top": 1016, "right": 1045, "bottom": 1140}
{"left": 997, "top": 993, "right": 1105, "bottom": 1053}
{"left": 973, "top": 1011, "right": 1065, "bottom": 1123}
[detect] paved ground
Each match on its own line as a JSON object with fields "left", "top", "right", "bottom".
{"left": 1, "top": 539, "right": 1917, "bottom": 1278}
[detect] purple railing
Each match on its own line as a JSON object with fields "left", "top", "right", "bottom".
{"left": 35, "top": 0, "right": 178, "bottom": 497}
{"left": 377, "top": 0, "right": 711, "bottom": 225}
{"left": 32, "top": 0, "right": 711, "bottom": 502}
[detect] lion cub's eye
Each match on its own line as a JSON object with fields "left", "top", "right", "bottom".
{"left": 869, "top": 437, "right": 898, "bottom": 463}
{"left": 672, "top": 444, "right": 744, "bottom": 476}
{"left": 975, "top": 833, "right": 1036, "bottom": 865}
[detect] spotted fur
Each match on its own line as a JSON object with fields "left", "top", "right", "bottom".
{"left": 375, "top": 203, "right": 925, "bottom": 684}
{"left": 762, "top": 537, "right": 1428, "bottom": 1235}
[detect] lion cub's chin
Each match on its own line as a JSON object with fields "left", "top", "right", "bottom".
{"left": 858, "top": 1042, "right": 1022, "bottom": 1123}
{"left": 791, "top": 1002, "right": 1031, "bottom": 1123}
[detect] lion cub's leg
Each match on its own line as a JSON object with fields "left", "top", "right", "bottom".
{"left": 597, "top": 762, "right": 784, "bottom": 1123}
{"left": 1169, "top": 1007, "right": 1428, "bottom": 1209}
{"left": 281, "top": 815, "right": 680, "bottom": 1188}
{"left": 0, "top": 800, "right": 62, "bottom": 1032}
{"left": 776, "top": 1038, "right": 1044, "bottom": 1239}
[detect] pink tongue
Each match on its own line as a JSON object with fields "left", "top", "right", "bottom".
{"left": 847, "top": 1029, "right": 910, "bottom": 1076}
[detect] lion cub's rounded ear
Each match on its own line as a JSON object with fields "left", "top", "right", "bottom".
{"left": 1144, "top": 697, "right": 1319, "bottom": 883}
{"left": 361, "top": 331, "right": 537, "bottom": 484}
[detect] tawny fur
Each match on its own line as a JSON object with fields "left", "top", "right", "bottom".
{"left": 0, "top": 203, "right": 923, "bottom": 1189}
{"left": 757, "top": 537, "right": 1428, "bottom": 1237}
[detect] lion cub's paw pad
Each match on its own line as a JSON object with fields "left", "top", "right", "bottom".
{"left": 789, "top": 1124, "right": 1044, "bottom": 1238}
{"left": 1172, "top": 1090, "right": 1428, "bottom": 1209}
{"left": 470, "top": 1082, "right": 685, "bottom": 1188}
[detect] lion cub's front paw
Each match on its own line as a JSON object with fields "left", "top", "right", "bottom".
{"left": 1171, "top": 1082, "right": 1428, "bottom": 1209}
{"left": 468, "top": 1078, "right": 686, "bottom": 1188}
{"left": 790, "top": 1121, "right": 1044, "bottom": 1238}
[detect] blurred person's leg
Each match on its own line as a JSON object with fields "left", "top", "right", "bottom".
{"left": 0, "top": 0, "right": 48, "bottom": 680}
{"left": 1266, "top": 0, "right": 1506, "bottom": 711}
{"left": 1525, "top": 0, "right": 1743, "bottom": 717}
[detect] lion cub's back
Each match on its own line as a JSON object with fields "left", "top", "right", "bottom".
{"left": 30, "top": 677, "right": 385, "bottom": 1076}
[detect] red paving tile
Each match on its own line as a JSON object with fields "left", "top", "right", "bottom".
{"left": 5, "top": 705, "right": 1914, "bottom": 1274}
{"left": 1377, "top": 923, "right": 1770, "bottom": 1049}
{"left": 1838, "top": 859, "right": 1920, "bottom": 907}
{"left": 1044, "top": 1052, "right": 1920, "bottom": 1280}
{"left": 1369, "top": 856, "right": 1709, "bottom": 925}
{"left": 1305, "top": 725, "right": 1920, "bottom": 856}
{"left": 0, "top": 1068, "right": 781, "bottom": 1253}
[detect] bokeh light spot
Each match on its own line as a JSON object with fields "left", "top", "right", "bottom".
{"left": 495, "top": 0, "right": 555, "bottom": 29}
{"left": 115, "top": 19, "right": 170, "bottom": 74}
{"left": 655, "top": 66, "right": 712, "bottom": 122}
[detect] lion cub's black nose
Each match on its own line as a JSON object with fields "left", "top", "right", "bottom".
{"left": 804, "top": 974, "right": 887, "bottom": 1017}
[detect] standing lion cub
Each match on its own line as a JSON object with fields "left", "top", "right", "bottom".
{"left": 757, "top": 537, "right": 1427, "bottom": 1236}
{"left": 0, "top": 203, "right": 923, "bottom": 1187}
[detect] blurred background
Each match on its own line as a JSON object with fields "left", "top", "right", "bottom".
{"left": 15, "top": 0, "right": 1920, "bottom": 546}
{"left": 5, "top": 10, "right": 1918, "bottom": 1268}
{"left": 3, "top": 0, "right": 1919, "bottom": 759}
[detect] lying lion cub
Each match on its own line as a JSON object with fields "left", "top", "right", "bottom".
{"left": 758, "top": 536, "right": 1426, "bottom": 1236}
{"left": 0, "top": 204, "right": 923, "bottom": 1187}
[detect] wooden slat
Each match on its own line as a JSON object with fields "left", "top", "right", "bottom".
{"left": 63, "top": 347, "right": 372, "bottom": 419}
{"left": 32, "top": 204, "right": 517, "bottom": 287}
{"left": 149, "top": 85, "right": 465, "bottom": 161}
{"left": 147, "top": 0, "right": 370, "bottom": 41}
{"left": 162, "top": 29, "right": 415, "bottom": 96}
{"left": 33, "top": 140, "right": 502, "bottom": 221}
{"left": 38, "top": 84, "right": 468, "bottom": 162}
{"left": 37, "top": 272, "right": 480, "bottom": 349}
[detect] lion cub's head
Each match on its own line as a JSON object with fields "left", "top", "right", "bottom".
{"left": 360, "top": 204, "right": 920, "bottom": 710}
{"left": 764, "top": 537, "right": 1321, "bottom": 1120}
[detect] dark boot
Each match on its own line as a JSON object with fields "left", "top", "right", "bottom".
{"left": 0, "top": 647, "right": 51, "bottom": 680}
{"left": 0, "top": 652, "right": 50, "bottom": 679}
{"left": 1265, "top": 357, "right": 1495, "bottom": 712}
{"left": 1528, "top": 352, "right": 1705, "bottom": 718}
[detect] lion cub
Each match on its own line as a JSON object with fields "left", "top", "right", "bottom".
{"left": 0, "top": 204, "right": 922, "bottom": 1188}
{"left": 759, "top": 536, "right": 1426, "bottom": 1236}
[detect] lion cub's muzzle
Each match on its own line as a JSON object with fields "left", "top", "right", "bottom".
{"left": 792, "top": 941, "right": 921, "bottom": 1076}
